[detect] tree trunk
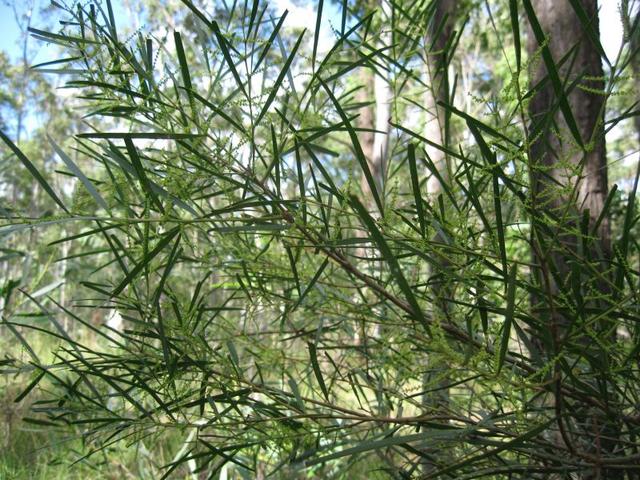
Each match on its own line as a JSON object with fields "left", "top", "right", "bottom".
{"left": 357, "top": 3, "right": 392, "bottom": 204}
{"left": 354, "top": 1, "right": 392, "bottom": 346}
{"left": 527, "top": 2, "right": 618, "bottom": 478}
{"left": 422, "top": 0, "right": 457, "bottom": 322}
{"left": 424, "top": 0, "right": 455, "bottom": 196}
{"left": 527, "top": 0, "right": 609, "bottom": 254}
{"left": 629, "top": 8, "right": 640, "bottom": 144}
{"left": 421, "top": 0, "right": 457, "bottom": 474}
{"left": 357, "top": 69, "right": 377, "bottom": 199}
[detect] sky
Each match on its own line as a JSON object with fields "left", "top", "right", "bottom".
{"left": 0, "top": 1, "right": 625, "bottom": 64}
{"left": 0, "top": 2, "right": 28, "bottom": 60}
{"left": 600, "top": 0, "right": 625, "bottom": 61}
{"left": 0, "top": 0, "right": 622, "bottom": 61}
{"left": 0, "top": 0, "right": 343, "bottom": 62}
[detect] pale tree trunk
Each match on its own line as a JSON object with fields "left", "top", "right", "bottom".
{"left": 354, "top": 0, "right": 391, "bottom": 258}
{"left": 358, "top": 1, "right": 392, "bottom": 203}
{"left": 11, "top": 0, "right": 34, "bottom": 144}
{"left": 357, "top": 69, "right": 376, "bottom": 192}
{"left": 421, "top": 0, "right": 457, "bottom": 474}
{"left": 354, "top": 1, "right": 392, "bottom": 346}
{"left": 424, "top": 0, "right": 456, "bottom": 196}
{"left": 2, "top": 1, "right": 34, "bottom": 313}
{"left": 423, "top": 0, "right": 457, "bottom": 324}
{"left": 371, "top": 66, "right": 392, "bottom": 193}
{"left": 527, "top": 1, "right": 619, "bottom": 478}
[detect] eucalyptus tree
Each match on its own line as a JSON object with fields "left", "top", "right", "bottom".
{"left": 526, "top": 1, "right": 627, "bottom": 477}
{"left": 353, "top": 0, "right": 391, "bottom": 202}
{"left": 423, "top": 0, "right": 457, "bottom": 197}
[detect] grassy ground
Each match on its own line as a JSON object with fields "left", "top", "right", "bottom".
{"left": 1, "top": 379, "right": 111, "bottom": 479}
{"left": 0, "top": 380, "right": 184, "bottom": 480}
{"left": 0, "top": 329, "right": 180, "bottom": 480}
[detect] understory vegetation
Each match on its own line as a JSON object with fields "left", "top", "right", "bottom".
{"left": 2, "top": 0, "right": 640, "bottom": 478}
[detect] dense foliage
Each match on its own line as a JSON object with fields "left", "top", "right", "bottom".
{"left": 2, "top": 0, "right": 640, "bottom": 478}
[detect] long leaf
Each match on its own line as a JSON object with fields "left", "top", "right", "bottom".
{"left": 308, "top": 341, "right": 329, "bottom": 401}
{"left": 497, "top": 264, "right": 517, "bottom": 373}
{"left": 407, "top": 144, "right": 426, "bottom": 237}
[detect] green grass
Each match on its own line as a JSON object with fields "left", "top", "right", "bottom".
{"left": 0, "top": 333, "right": 193, "bottom": 480}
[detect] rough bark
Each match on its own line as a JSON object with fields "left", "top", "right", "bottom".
{"left": 528, "top": 1, "right": 609, "bottom": 252}
{"left": 527, "top": 3, "right": 610, "bottom": 345}
{"left": 527, "top": 1, "right": 618, "bottom": 478}
{"left": 624, "top": 12, "right": 640, "bottom": 480}
{"left": 422, "top": 0, "right": 457, "bottom": 340}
